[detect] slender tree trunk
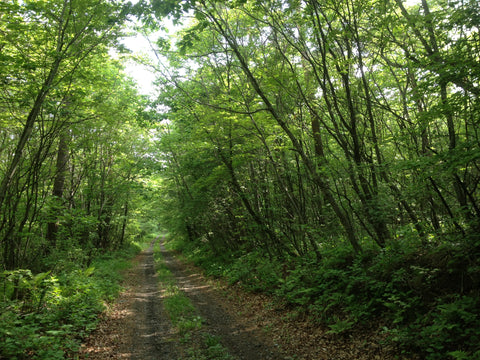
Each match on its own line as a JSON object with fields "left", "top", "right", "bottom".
{"left": 46, "top": 132, "right": 69, "bottom": 248}
{"left": 0, "top": 58, "right": 62, "bottom": 211}
{"left": 205, "top": 10, "right": 362, "bottom": 253}
{"left": 120, "top": 201, "right": 128, "bottom": 246}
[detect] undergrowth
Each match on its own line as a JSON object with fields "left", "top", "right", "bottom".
{"left": 167, "top": 235, "right": 480, "bottom": 360}
{"left": 0, "top": 242, "right": 141, "bottom": 360}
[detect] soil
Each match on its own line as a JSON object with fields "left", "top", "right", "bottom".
{"left": 79, "top": 241, "right": 178, "bottom": 359}
{"left": 158, "top": 241, "right": 280, "bottom": 360}
{"left": 79, "top": 237, "right": 403, "bottom": 359}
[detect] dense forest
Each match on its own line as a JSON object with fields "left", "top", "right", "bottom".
{"left": 1, "top": 0, "right": 480, "bottom": 359}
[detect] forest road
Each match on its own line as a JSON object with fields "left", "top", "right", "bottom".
{"left": 158, "top": 239, "right": 282, "bottom": 360}
{"left": 127, "top": 240, "right": 179, "bottom": 359}
{"left": 79, "top": 237, "right": 283, "bottom": 359}
{"left": 79, "top": 239, "right": 179, "bottom": 359}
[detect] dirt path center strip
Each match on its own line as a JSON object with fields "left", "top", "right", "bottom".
{"left": 158, "top": 240, "right": 282, "bottom": 360}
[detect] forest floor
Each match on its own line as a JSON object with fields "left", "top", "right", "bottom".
{"left": 78, "top": 238, "right": 400, "bottom": 359}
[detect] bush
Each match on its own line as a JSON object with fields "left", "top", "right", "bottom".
{"left": 0, "top": 244, "right": 139, "bottom": 359}
{"left": 391, "top": 295, "right": 480, "bottom": 359}
{"left": 170, "top": 235, "right": 480, "bottom": 358}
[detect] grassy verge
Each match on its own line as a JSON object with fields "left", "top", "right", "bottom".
{"left": 166, "top": 236, "right": 480, "bottom": 360}
{"left": 0, "top": 242, "right": 141, "bottom": 360}
{"left": 153, "top": 242, "right": 233, "bottom": 360}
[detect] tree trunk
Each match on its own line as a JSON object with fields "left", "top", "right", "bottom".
{"left": 46, "top": 132, "right": 69, "bottom": 248}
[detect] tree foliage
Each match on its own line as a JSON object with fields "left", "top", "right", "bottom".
{"left": 0, "top": 0, "right": 161, "bottom": 357}
{"left": 1, "top": 0, "right": 480, "bottom": 358}
{"left": 153, "top": 0, "right": 480, "bottom": 358}
{"left": 0, "top": 0, "right": 153, "bottom": 271}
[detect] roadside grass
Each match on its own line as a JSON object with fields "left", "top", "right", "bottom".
{"left": 0, "top": 242, "right": 142, "bottom": 360}
{"left": 153, "top": 242, "right": 233, "bottom": 360}
{"left": 166, "top": 234, "right": 480, "bottom": 360}
{"left": 185, "top": 333, "right": 235, "bottom": 360}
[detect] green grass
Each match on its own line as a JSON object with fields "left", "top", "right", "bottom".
{"left": 154, "top": 245, "right": 202, "bottom": 338}
{"left": 153, "top": 242, "right": 233, "bottom": 359}
{"left": 185, "top": 333, "right": 235, "bottom": 360}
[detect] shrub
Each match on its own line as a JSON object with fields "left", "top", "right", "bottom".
{"left": 170, "top": 235, "right": 480, "bottom": 359}
{"left": 0, "top": 244, "right": 138, "bottom": 359}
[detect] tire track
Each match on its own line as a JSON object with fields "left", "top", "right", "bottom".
{"left": 158, "top": 240, "right": 283, "bottom": 360}
{"left": 128, "top": 240, "right": 179, "bottom": 360}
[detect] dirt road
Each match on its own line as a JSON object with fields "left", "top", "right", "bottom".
{"left": 158, "top": 241, "right": 280, "bottom": 360}
{"left": 79, "top": 241, "right": 179, "bottom": 359}
{"left": 80, "top": 238, "right": 399, "bottom": 359}
{"left": 80, "top": 239, "right": 281, "bottom": 359}
{"left": 127, "top": 242, "right": 179, "bottom": 359}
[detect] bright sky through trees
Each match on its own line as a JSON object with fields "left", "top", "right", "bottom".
{"left": 122, "top": 35, "right": 158, "bottom": 95}
{"left": 2, "top": 0, "right": 479, "bottom": 358}
{"left": 122, "top": 0, "right": 422, "bottom": 95}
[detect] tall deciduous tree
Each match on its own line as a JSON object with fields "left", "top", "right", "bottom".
{"left": 153, "top": 0, "right": 480, "bottom": 257}
{"left": 0, "top": 0, "right": 129, "bottom": 211}
{"left": 0, "top": 0, "right": 153, "bottom": 269}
